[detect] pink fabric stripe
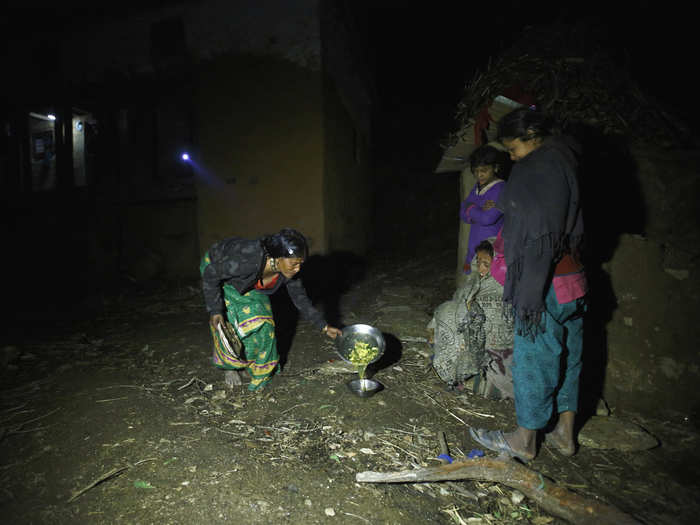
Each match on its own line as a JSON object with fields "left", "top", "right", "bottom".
{"left": 553, "top": 271, "right": 588, "bottom": 304}
{"left": 491, "top": 228, "right": 507, "bottom": 286}
{"left": 465, "top": 204, "right": 476, "bottom": 221}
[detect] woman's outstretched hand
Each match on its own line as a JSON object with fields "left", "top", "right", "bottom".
{"left": 210, "top": 314, "right": 224, "bottom": 330}
{"left": 323, "top": 325, "right": 342, "bottom": 339}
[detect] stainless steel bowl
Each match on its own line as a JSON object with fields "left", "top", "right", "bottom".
{"left": 336, "top": 324, "right": 386, "bottom": 365}
{"left": 347, "top": 378, "right": 383, "bottom": 398}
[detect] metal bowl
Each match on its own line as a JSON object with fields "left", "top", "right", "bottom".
{"left": 347, "top": 378, "right": 383, "bottom": 398}
{"left": 336, "top": 324, "right": 386, "bottom": 365}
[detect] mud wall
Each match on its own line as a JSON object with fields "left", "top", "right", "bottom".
{"left": 194, "top": 54, "right": 326, "bottom": 254}
{"left": 599, "top": 148, "right": 700, "bottom": 419}
{"left": 53, "top": 0, "right": 374, "bottom": 260}
{"left": 319, "top": 1, "right": 373, "bottom": 255}
{"left": 322, "top": 74, "right": 372, "bottom": 254}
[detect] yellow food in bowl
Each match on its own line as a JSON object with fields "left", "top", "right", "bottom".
{"left": 347, "top": 340, "right": 379, "bottom": 365}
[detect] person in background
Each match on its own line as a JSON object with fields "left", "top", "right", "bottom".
{"left": 200, "top": 228, "right": 341, "bottom": 391}
{"left": 469, "top": 108, "right": 587, "bottom": 461}
{"left": 460, "top": 144, "right": 510, "bottom": 274}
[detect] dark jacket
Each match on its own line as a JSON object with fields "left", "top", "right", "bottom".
{"left": 201, "top": 237, "right": 326, "bottom": 330}
{"left": 495, "top": 136, "right": 583, "bottom": 334}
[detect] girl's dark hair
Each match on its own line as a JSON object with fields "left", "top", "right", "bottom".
{"left": 497, "top": 107, "right": 557, "bottom": 142}
{"left": 263, "top": 228, "right": 308, "bottom": 259}
{"left": 469, "top": 144, "right": 510, "bottom": 174}
{"left": 475, "top": 240, "right": 494, "bottom": 258}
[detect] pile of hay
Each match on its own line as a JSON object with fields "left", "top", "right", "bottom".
{"left": 446, "top": 22, "right": 693, "bottom": 149}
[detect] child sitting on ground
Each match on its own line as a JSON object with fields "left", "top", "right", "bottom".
{"left": 428, "top": 239, "right": 514, "bottom": 398}
{"left": 470, "top": 236, "right": 514, "bottom": 400}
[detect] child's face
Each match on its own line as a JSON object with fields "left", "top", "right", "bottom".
{"left": 476, "top": 250, "right": 493, "bottom": 277}
{"left": 473, "top": 165, "right": 497, "bottom": 186}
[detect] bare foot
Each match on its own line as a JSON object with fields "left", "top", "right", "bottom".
{"left": 544, "top": 428, "right": 576, "bottom": 456}
{"left": 545, "top": 411, "right": 577, "bottom": 456}
{"left": 503, "top": 428, "right": 537, "bottom": 461}
{"left": 224, "top": 370, "right": 243, "bottom": 388}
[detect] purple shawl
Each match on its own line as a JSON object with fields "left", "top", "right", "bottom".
{"left": 460, "top": 179, "right": 505, "bottom": 273}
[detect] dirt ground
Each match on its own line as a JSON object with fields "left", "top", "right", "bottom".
{"left": 2, "top": 237, "right": 700, "bottom": 525}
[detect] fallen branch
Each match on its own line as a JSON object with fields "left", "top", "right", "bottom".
{"left": 356, "top": 457, "right": 640, "bottom": 525}
{"left": 67, "top": 458, "right": 157, "bottom": 503}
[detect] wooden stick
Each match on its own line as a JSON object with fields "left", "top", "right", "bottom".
{"left": 177, "top": 377, "right": 196, "bottom": 391}
{"left": 1, "top": 402, "right": 28, "bottom": 413}
{"left": 377, "top": 437, "right": 420, "bottom": 462}
{"left": 67, "top": 458, "right": 157, "bottom": 503}
{"left": 453, "top": 406, "right": 495, "bottom": 419}
{"left": 95, "top": 397, "right": 129, "bottom": 403}
{"left": 1, "top": 408, "right": 61, "bottom": 440}
{"left": 384, "top": 427, "right": 432, "bottom": 437}
{"left": 67, "top": 466, "right": 128, "bottom": 502}
{"left": 356, "top": 458, "right": 640, "bottom": 525}
{"left": 342, "top": 511, "right": 370, "bottom": 523}
{"left": 437, "top": 431, "right": 449, "bottom": 458}
{"left": 13, "top": 407, "right": 60, "bottom": 429}
{"left": 435, "top": 432, "right": 480, "bottom": 501}
{"left": 446, "top": 481, "right": 478, "bottom": 501}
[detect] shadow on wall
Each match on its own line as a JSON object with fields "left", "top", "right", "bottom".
{"left": 573, "top": 123, "right": 647, "bottom": 263}
{"left": 271, "top": 250, "right": 368, "bottom": 370}
{"left": 570, "top": 122, "right": 647, "bottom": 419}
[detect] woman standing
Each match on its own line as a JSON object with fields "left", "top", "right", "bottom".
{"left": 200, "top": 228, "right": 341, "bottom": 391}
{"left": 469, "top": 108, "right": 587, "bottom": 461}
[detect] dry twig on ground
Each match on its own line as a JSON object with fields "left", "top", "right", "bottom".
{"left": 67, "top": 458, "right": 157, "bottom": 503}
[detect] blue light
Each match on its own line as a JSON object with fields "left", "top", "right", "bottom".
{"left": 181, "top": 152, "right": 190, "bottom": 161}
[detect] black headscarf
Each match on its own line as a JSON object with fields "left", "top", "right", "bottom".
{"left": 262, "top": 228, "right": 308, "bottom": 259}
{"left": 496, "top": 136, "right": 584, "bottom": 338}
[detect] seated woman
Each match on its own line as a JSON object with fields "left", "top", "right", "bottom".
{"left": 427, "top": 239, "right": 514, "bottom": 397}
